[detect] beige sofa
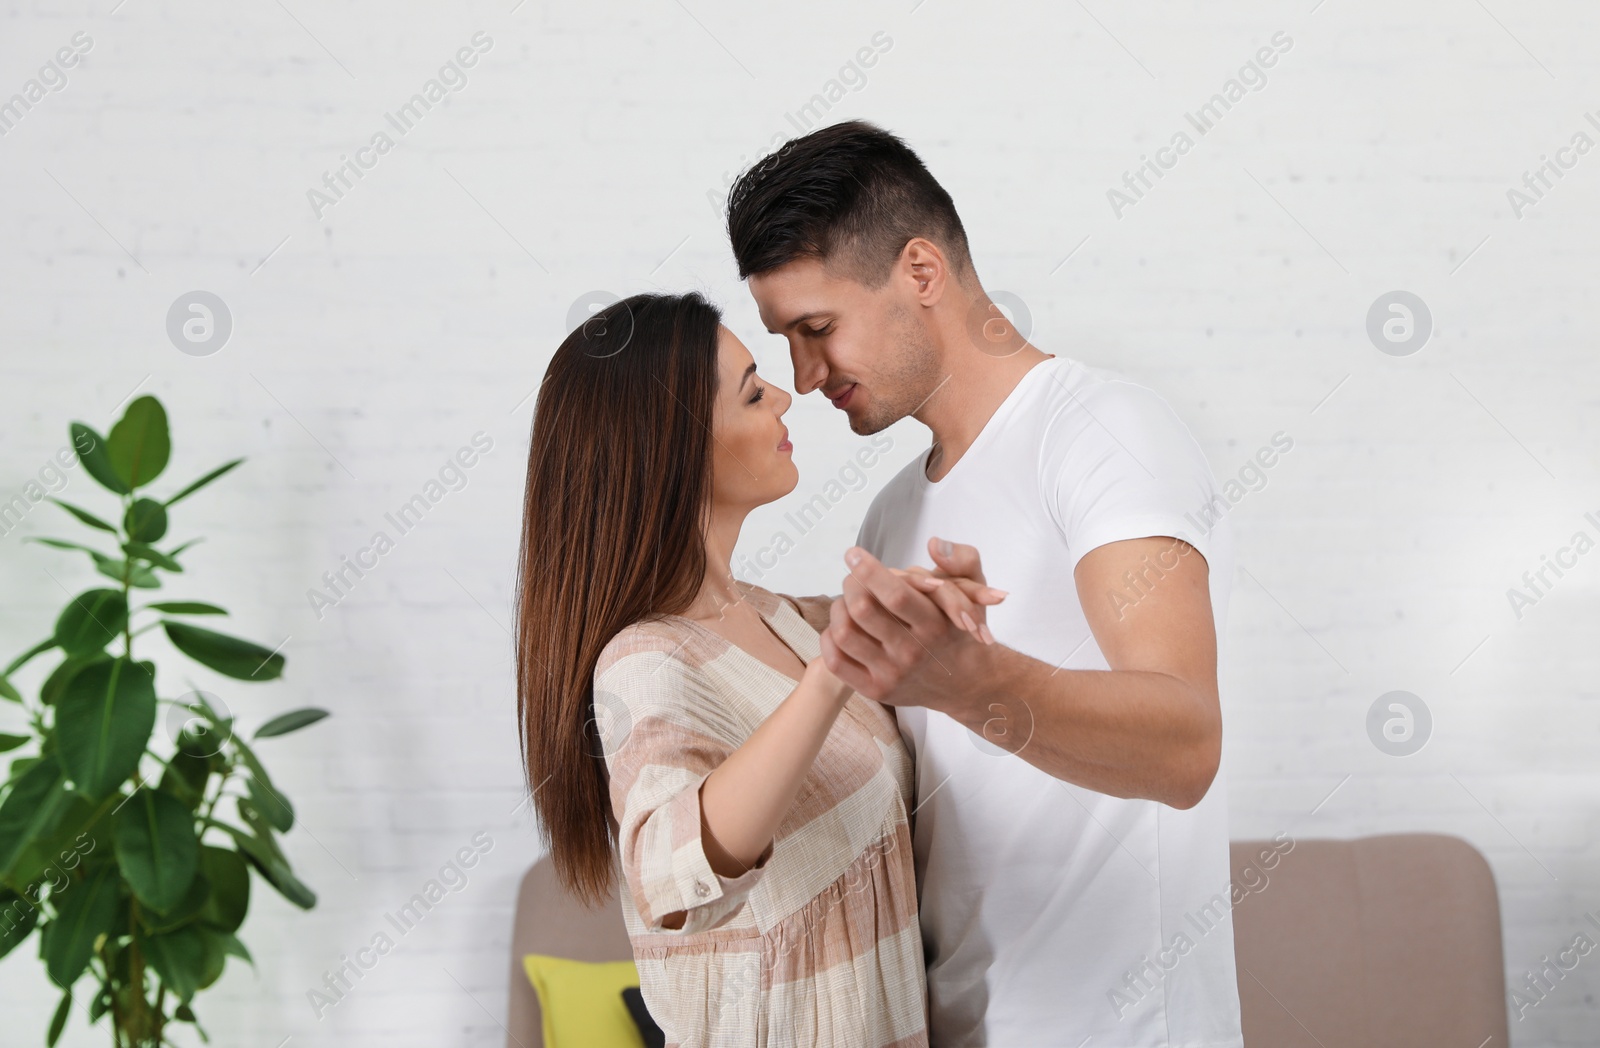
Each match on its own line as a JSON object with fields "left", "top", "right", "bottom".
{"left": 506, "top": 833, "right": 1509, "bottom": 1047}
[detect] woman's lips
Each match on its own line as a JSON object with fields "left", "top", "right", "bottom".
{"left": 778, "top": 427, "right": 792, "bottom": 453}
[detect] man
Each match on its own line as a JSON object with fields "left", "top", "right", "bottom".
{"left": 726, "top": 120, "right": 1244, "bottom": 1047}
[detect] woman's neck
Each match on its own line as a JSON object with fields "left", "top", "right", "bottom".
{"left": 683, "top": 504, "right": 747, "bottom": 620}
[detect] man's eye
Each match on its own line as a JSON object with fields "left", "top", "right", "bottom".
{"left": 805, "top": 323, "right": 833, "bottom": 337}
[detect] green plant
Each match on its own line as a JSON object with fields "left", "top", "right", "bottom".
{"left": 0, "top": 394, "right": 327, "bottom": 1046}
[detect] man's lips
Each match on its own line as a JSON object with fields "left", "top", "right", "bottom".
{"left": 826, "top": 383, "right": 857, "bottom": 409}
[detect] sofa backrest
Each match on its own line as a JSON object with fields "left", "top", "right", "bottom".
{"left": 505, "top": 833, "right": 1510, "bottom": 1048}
{"left": 1228, "top": 832, "right": 1508, "bottom": 1048}
{"left": 506, "top": 857, "right": 634, "bottom": 1048}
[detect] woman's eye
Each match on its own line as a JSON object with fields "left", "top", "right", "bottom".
{"left": 750, "top": 386, "right": 766, "bottom": 404}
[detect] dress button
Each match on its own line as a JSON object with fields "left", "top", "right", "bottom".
{"left": 695, "top": 880, "right": 711, "bottom": 897}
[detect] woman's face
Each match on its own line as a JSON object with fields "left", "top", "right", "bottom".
{"left": 709, "top": 324, "right": 798, "bottom": 511}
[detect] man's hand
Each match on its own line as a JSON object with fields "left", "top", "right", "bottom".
{"left": 822, "top": 532, "right": 1223, "bottom": 808}
{"left": 819, "top": 537, "right": 1002, "bottom": 707}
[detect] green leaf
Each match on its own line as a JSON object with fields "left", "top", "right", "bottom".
{"left": 27, "top": 536, "right": 108, "bottom": 562}
{"left": 124, "top": 541, "right": 183, "bottom": 573}
{"left": 55, "top": 659, "right": 158, "bottom": 801}
{"left": 7, "top": 635, "right": 63, "bottom": 683}
{"left": 52, "top": 794, "right": 114, "bottom": 876}
{"left": 197, "top": 925, "right": 228, "bottom": 990}
{"left": 165, "top": 458, "right": 243, "bottom": 508}
{"left": 0, "top": 676, "right": 21, "bottom": 703}
{"left": 161, "top": 622, "right": 284, "bottom": 681}
{"left": 158, "top": 746, "right": 211, "bottom": 810}
{"left": 88, "top": 983, "right": 112, "bottom": 1022}
{"left": 201, "top": 819, "right": 315, "bottom": 910}
{"left": 107, "top": 396, "right": 171, "bottom": 490}
{"left": 231, "top": 739, "right": 291, "bottom": 832}
{"left": 141, "top": 923, "right": 206, "bottom": 1003}
{"left": 234, "top": 798, "right": 285, "bottom": 864}
{"left": 0, "top": 733, "right": 30, "bottom": 753}
{"left": 4, "top": 756, "right": 41, "bottom": 787}
{"left": 43, "top": 864, "right": 120, "bottom": 988}
{"left": 0, "top": 887, "right": 41, "bottom": 959}
{"left": 174, "top": 695, "right": 234, "bottom": 758}
{"left": 114, "top": 788, "right": 199, "bottom": 914}
{"left": 143, "top": 602, "right": 227, "bottom": 616}
{"left": 70, "top": 423, "right": 129, "bottom": 496}
{"left": 197, "top": 847, "right": 249, "bottom": 933}
{"left": 52, "top": 546, "right": 159, "bottom": 590}
{"left": 124, "top": 498, "right": 169, "bottom": 542}
{"left": 53, "top": 590, "right": 129, "bottom": 658}
{"left": 241, "top": 843, "right": 316, "bottom": 910}
{"left": 47, "top": 497, "right": 118, "bottom": 534}
{"left": 254, "top": 707, "right": 329, "bottom": 739}
{"left": 142, "top": 871, "right": 210, "bottom": 934}
{"left": 40, "top": 652, "right": 111, "bottom": 707}
{"left": 0, "top": 756, "right": 73, "bottom": 883}
{"left": 246, "top": 773, "right": 294, "bottom": 833}
{"left": 4, "top": 793, "right": 92, "bottom": 890}
{"left": 218, "top": 929, "right": 252, "bottom": 967}
{"left": 47, "top": 987, "right": 72, "bottom": 1046}
{"left": 28, "top": 537, "right": 101, "bottom": 553}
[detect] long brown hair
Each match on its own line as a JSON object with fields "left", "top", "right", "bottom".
{"left": 514, "top": 291, "right": 723, "bottom": 906}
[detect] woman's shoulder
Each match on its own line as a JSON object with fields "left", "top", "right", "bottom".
{"left": 594, "top": 617, "right": 745, "bottom": 740}
{"left": 740, "top": 580, "right": 833, "bottom": 634}
{"left": 595, "top": 617, "right": 695, "bottom": 677}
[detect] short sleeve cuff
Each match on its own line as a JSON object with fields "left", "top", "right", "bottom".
{"left": 1068, "top": 514, "right": 1216, "bottom": 577}
{"left": 646, "top": 771, "right": 774, "bottom": 931}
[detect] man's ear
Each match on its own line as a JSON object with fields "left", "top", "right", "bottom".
{"left": 901, "top": 237, "right": 949, "bottom": 305}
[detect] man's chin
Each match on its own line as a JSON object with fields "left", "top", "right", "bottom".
{"left": 847, "top": 409, "right": 893, "bottom": 437}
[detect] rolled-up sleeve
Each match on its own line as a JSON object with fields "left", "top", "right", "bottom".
{"left": 597, "top": 646, "right": 775, "bottom": 934}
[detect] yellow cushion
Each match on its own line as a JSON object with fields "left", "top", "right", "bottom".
{"left": 521, "top": 954, "right": 645, "bottom": 1048}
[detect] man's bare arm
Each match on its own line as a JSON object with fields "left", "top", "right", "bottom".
{"left": 821, "top": 537, "right": 1222, "bottom": 809}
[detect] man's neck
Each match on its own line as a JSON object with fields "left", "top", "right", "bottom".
{"left": 919, "top": 345, "right": 1054, "bottom": 482}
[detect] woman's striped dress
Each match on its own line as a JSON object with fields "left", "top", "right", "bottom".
{"left": 594, "top": 579, "right": 928, "bottom": 1048}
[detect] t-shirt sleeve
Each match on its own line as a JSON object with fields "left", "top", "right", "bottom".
{"left": 1043, "top": 379, "right": 1223, "bottom": 577}
{"left": 596, "top": 636, "right": 774, "bottom": 935}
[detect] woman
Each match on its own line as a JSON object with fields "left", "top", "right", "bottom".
{"left": 514, "top": 291, "right": 1000, "bottom": 1047}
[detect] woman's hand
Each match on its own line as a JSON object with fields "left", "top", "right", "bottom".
{"left": 890, "top": 563, "right": 1006, "bottom": 645}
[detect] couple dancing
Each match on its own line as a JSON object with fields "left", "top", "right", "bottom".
{"left": 515, "top": 120, "right": 1245, "bottom": 1048}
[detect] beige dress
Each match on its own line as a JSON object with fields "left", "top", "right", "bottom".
{"left": 594, "top": 579, "right": 928, "bottom": 1048}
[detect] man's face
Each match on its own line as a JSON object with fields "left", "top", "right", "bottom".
{"left": 748, "top": 256, "right": 942, "bottom": 436}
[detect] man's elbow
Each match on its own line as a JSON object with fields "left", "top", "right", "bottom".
{"left": 1168, "top": 714, "right": 1223, "bottom": 810}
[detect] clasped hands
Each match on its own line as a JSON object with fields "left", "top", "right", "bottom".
{"left": 817, "top": 536, "right": 1005, "bottom": 708}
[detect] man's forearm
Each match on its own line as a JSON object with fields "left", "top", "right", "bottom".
{"left": 943, "top": 643, "right": 1221, "bottom": 808}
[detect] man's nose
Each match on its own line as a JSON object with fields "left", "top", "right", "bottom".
{"left": 791, "top": 345, "right": 826, "bottom": 395}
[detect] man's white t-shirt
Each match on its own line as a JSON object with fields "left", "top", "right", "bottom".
{"left": 856, "top": 354, "right": 1244, "bottom": 1047}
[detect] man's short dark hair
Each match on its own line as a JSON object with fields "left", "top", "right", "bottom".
{"left": 725, "top": 119, "right": 975, "bottom": 289}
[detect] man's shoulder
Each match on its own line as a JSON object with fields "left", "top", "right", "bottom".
{"left": 1038, "top": 357, "right": 1187, "bottom": 430}
{"left": 1039, "top": 358, "right": 1207, "bottom": 468}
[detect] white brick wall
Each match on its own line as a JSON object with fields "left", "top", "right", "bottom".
{"left": 1, "top": 0, "right": 1595, "bottom": 1043}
